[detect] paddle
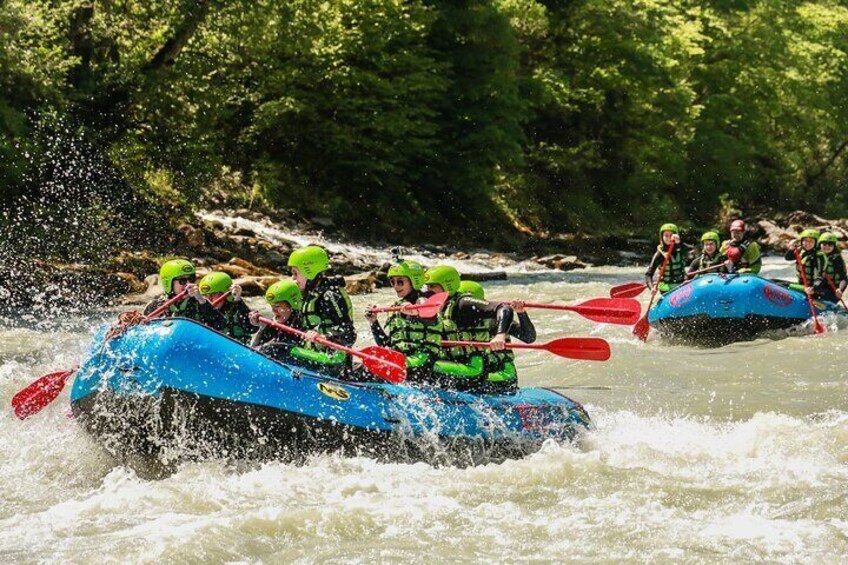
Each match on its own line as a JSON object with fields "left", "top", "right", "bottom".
{"left": 517, "top": 298, "right": 641, "bottom": 325}
{"left": 609, "top": 282, "right": 647, "bottom": 299}
{"left": 633, "top": 241, "right": 675, "bottom": 341}
{"left": 255, "top": 316, "right": 407, "bottom": 384}
{"left": 441, "top": 337, "right": 611, "bottom": 361}
{"left": 11, "top": 290, "right": 190, "bottom": 420}
{"left": 793, "top": 247, "right": 826, "bottom": 334}
{"left": 685, "top": 261, "right": 729, "bottom": 279}
{"left": 367, "top": 292, "right": 448, "bottom": 319}
{"left": 210, "top": 290, "right": 233, "bottom": 309}
{"left": 823, "top": 274, "right": 848, "bottom": 311}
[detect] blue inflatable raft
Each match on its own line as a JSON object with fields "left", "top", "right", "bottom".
{"left": 648, "top": 273, "right": 842, "bottom": 345}
{"left": 70, "top": 319, "right": 591, "bottom": 466}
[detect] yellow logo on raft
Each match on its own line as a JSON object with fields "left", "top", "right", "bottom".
{"left": 318, "top": 382, "right": 350, "bottom": 401}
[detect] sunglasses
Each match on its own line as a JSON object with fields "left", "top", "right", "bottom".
{"left": 389, "top": 277, "right": 408, "bottom": 287}
{"left": 175, "top": 276, "right": 195, "bottom": 285}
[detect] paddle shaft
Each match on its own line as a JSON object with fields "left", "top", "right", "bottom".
{"left": 144, "top": 289, "right": 190, "bottom": 321}
{"left": 685, "top": 261, "right": 727, "bottom": 279}
{"left": 793, "top": 248, "right": 825, "bottom": 333}
{"left": 255, "top": 316, "right": 402, "bottom": 369}
{"left": 823, "top": 273, "right": 848, "bottom": 310}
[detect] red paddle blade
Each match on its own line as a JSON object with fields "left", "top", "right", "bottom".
{"left": 573, "top": 298, "right": 642, "bottom": 325}
{"left": 814, "top": 319, "right": 827, "bottom": 334}
{"left": 12, "top": 369, "right": 76, "bottom": 420}
{"left": 632, "top": 315, "right": 650, "bottom": 341}
{"left": 359, "top": 346, "right": 407, "bottom": 384}
{"left": 406, "top": 292, "right": 447, "bottom": 318}
{"left": 610, "top": 282, "right": 647, "bottom": 299}
{"left": 545, "top": 337, "right": 611, "bottom": 361}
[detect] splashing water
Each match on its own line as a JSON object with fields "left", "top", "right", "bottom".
{"left": 2, "top": 244, "right": 847, "bottom": 561}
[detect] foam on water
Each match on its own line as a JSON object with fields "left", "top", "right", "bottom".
{"left": 2, "top": 252, "right": 847, "bottom": 562}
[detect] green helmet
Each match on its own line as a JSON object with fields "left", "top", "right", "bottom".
{"left": 265, "top": 280, "right": 303, "bottom": 310}
{"left": 818, "top": 232, "right": 838, "bottom": 245}
{"left": 659, "top": 223, "right": 679, "bottom": 241}
{"left": 198, "top": 271, "right": 233, "bottom": 296}
{"left": 700, "top": 231, "right": 720, "bottom": 245}
{"left": 159, "top": 259, "right": 196, "bottom": 294}
{"left": 424, "top": 265, "right": 461, "bottom": 296}
{"left": 287, "top": 245, "right": 330, "bottom": 280}
{"left": 458, "top": 280, "right": 485, "bottom": 301}
{"left": 799, "top": 229, "right": 821, "bottom": 242}
{"left": 387, "top": 260, "right": 425, "bottom": 290}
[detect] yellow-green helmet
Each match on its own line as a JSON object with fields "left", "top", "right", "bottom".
{"left": 387, "top": 260, "right": 425, "bottom": 290}
{"left": 198, "top": 272, "right": 233, "bottom": 295}
{"left": 659, "top": 223, "right": 679, "bottom": 242}
{"left": 458, "top": 280, "right": 485, "bottom": 300}
{"left": 159, "top": 259, "right": 196, "bottom": 294}
{"left": 287, "top": 245, "right": 330, "bottom": 280}
{"left": 700, "top": 231, "right": 720, "bottom": 245}
{"left": 799, "top": 229, "right": 821, "bottom": 242}
{"left": 265, "top": 280, "right": 303, "bottom": 310}
{"left": 424, "top": 265, "right": 461, "bottom": 295}
{"left": 818, "top": 232, "right": 838, "bottom": 245}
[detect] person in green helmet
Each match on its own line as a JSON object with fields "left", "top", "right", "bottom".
{"left": 287, "top": 245, "right": 356, "bottom": 376}
{"left": 143, "top": 259, "right": 225, "bottom": 330}
{"left": 424, "top": 265, "right": 517, "bottom": 392}
{"left": 687, "top": 231, "right": 728, "bottom": 278}
{"left": 815, "top": 232, "right": 845, "bottom": 303}
{"left": 784, "top": 229, "right": 827, "bottom": 297}
{"left": 645, "top": 223, "right": 688, "bottom": 294}
{"left": 457, "top": 280, "right": 536, "bottom": 394}
{"left": 197, "top": 271, "right": 252, "bottom": 343}
{"left": 720, "top": 219, "right": 762, "bottom": 274}
{"left": 365, "top": 260, "right": 442, "bottom": 383}
{"left": 249, "top": 279, "right": 306, "bottom": 362}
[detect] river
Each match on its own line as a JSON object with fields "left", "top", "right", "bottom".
{"left": 1, "top": 235, "right": 846, "bottom": 562}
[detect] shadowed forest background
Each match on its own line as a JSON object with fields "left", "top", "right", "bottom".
{"left": 3, "top": 0, "right": 848, "bottom": 259}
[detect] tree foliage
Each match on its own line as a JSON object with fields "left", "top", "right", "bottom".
{"left": 3, "top": 0, "right": 848, "bottom": 256}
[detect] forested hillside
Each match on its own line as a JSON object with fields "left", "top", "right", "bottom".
{"left": 3, "top": 0, "right": 848, "bottom": 255}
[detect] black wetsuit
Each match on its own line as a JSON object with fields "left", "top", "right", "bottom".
{"left": 251, "top": 313, "right": 306, "bottom": 363}
{"left": 143, "top": 294, "right": 225, "bottom": 331}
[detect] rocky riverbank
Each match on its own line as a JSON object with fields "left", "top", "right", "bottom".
{"left": 3, "top": 207, "right": 846, "bottom": 312}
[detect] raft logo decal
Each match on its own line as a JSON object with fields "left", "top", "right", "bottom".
{"left": 515, "top": 404, "right": 555, "bottom": 431}
{"left": 763, "top": 285, "right": 792, "bottom": 307}
{"left": 318, "top": 382, "right": 350, "bottom": 401}
{"left": 669, "top": 284, "right": 693, "bottom": 308}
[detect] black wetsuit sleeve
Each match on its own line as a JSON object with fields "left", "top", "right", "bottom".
{"left": 317, "top": 291, "right": 356, "bottom": 346}
{"left": 836, "top": 256, "right": 848, "bottom": 290}
{"left": 509, "top": 312, "right": 536, "bottom": 343}
{"left": 784, "top": 249, "right": 797, "bottom": 261}
{"left": 370, "top": 321, "right": 390, "bottom": 347}
{"left": 454, "top": 297, "right": 514, "bottom": 335}
{"left": 645, "top": 251, "right": 664, "bottom": 280}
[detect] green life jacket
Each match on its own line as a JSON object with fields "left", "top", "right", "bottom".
{"left": 722, "top": 239, "right": 762, "bottom": 273}
{"left": 697, "top": 252, "right": 723, "bottom": 271}
{"left": 295, "top": 281, "right": 354, "bottom": 366}
{"left": 434, "top": 294, "right": 486, "bottom": 378}
{"left": 823, "top": 251, "right": 845, "bottom": 286}
{"left": 385, "top": 298, "right": 442, "bottom": 365}
{"left": 796, "top": 248, "right": 826, "bottom": 285}
{"left": 656, "top": 244, "right": 686, "bottom": 285}
{"left": 220, "top": 301, "right": 251, "bottom": 343}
